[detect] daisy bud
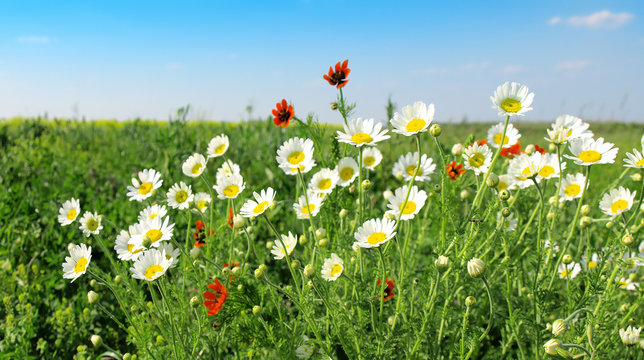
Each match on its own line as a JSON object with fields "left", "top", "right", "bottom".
{"left": 233, "top": 215, "right": 245, "bottom": 230}
{"left": 562, "top": 254, "right": 573, "bottom": 265}
{"left": 290, "top": 260, "right": 300, "bottom": 270}
{"left": 580, "top": 216, "right": 592, "bottom": 228}
{"left": 467, "top": 258, "right": 486, "bottom": 278}
{"left": 620, "top": 304, "right": 629, "bottom": 313}
{"left": 315, "top": 228, "right": 326, "bottom": 238}
{"left": 130, "top": 305, "right": 137, "bottom": 312}
{"left": 349, "top": 220, "right": 356, "bottom": 228}
{"left": 429, "top": 124, "right": 441, "bottom": 137}
{"left": 87, "top": 291, "right": 99, "bottom": 304}
{"left": 383, "top": 190, "right": 393, "bottom": 201}
{"left": 435, "top": 255, "right": 449, "bottom": 272}
{"left": 246, "top": 226, "right": 255, "bottom": 234}
{"left": 630, "top": 224, "right": 638, "bottom": 233}
{"left": 330, "top": 102, "right": 338, "bottom": 110}
{"left": 190, "top": 296, "right": 199, "bottom": 308}
{"left": 433, "top": 183, "right": 442, "bottom": 193}
{"left": 460, "top": 189, "right": 472, "bottom": 200}
{"left": 123, "top": 354, "right": 132, "bottom": 360}
{"left": 395, "top": 172, "right": 404, "bottom": 180}
{"left": 543, "top": 339, "right": 561, "bottom": 355}
{"left": 114, "top": 275, "right": 122, "bottom": 283}
{"left": 350, "top": 256, "right": 356, "bottom": 264}
{"left": 90, "top": 334, "right": 102, "bottom": 347}
{"left": 190, "top": 247, "right": 201, "bottom": 259}
{"left": 384, "top": 212, "right": 396, "bottom": 221}
{"left": 622, "top": 233, "right": 634, "bottom": 246}
{"left": 299, "top": 235, "right": 308, "bottom": 245}
{"left": 90, "top": 279, "right": 97, "bottom": 288}
{"left": 451, "top": 143, "right": 465, "bottom": 156}
{"left": 304, "top": 264, "right": 315, "bottom": 279}
{"left": 237, "top": 284, "right": 243, "bottom": 291}
{"left": 231, "top": 266, "right": 241, "bottom": 275}
{"left": 524, "top": 144, "right": 535, "bottom": 155}
{"left": 141, "top": 235, "right": 152, "bottom": 248}
{"left": 486, "top": 173, "right": 499, "bottom": 188}
{"left": 221, "top": 267, "right": 230, "bottom": 276}
{"left": 548, "top": 143, "right": 556, "bottom": 152}
{"left": 308, "top": 226, "right": 314, "bottom": 233}
{"left": 252, "top": 305, "right": 261, "bottom": 315}
{"left": 254, "top": 264, "right": 266, "bottom": 279}
{"left": 632, "top": 173, "right": 642, "bottom": 182}
{"left": 306, "top": 280, "right": 314, "bottom": 289}
{"left": 318, "top": 238, "right": 328, "bottom": 247}
{"left": 552, "top": 319, "right": 567, "bottom": 336}
{"left": 620, "top": 325, "right": 641, "bottom": 346}
{"left": 547, "top": 212, "right": 554, "bottom": 221}
{"left": 465, "top": 296, "right": 476, "bottom": 307}
{"left": 67, "top": 242, "right": 75, "bottom": 252}
{"left": 266, "top": 241, "right": 274, "bottom": 250}
{"left": 361, "top": 179, "right": 372, "bottom": 191}
{"left": 349, "top": 184, "right": 356, "bottom": 193}
{"left": 339, "top": 209, "right": 348, "bottom": 218}
{"left": 581, "top": 204, "right": 591, "bottom": 216}
{"left": 501, "top": 208, "right": 511, "bottom": 218}
{"left": 548, "top": 196, "right": 557, "bottom": 206}
{"left": 499, "top": 189, "right": 510, "bottom": 201}
{"left": 387, "top": 316, "right": 395, "bottom": 326}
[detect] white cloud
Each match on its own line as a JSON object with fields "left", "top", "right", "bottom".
{"left": 16, "top": 36, "right": 50, "bottom": 43}
{"left": 555, "top": 60, "right": 590, "bottom": 71}
{"left": 550, "top": 10, "right": 634, "bottom": 29}
{"left": 548, "top": 17, "right": 562, "bottom": 25}
{"left": 500, "top": 65, "right": 526, "bottom": 75}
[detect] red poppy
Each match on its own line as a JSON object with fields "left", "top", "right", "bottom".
{"left": 196, "top": 220, "right": 205, "bottom": 232}
{"left": 272, "top": 99, "right": 294, "bottom": 127}
{"left": 446, "top": 161, "right": 466, "bottom": 181}
{"left": 227, "top": 207, "right": 234, "bottom": 229}
{"left": 194, "top": 220, "right": 213, "bottom": 248}
{"left": 323, "top": 59, "right": 350, "bottom": 89}
{"left": 203, "top": 279, "right": 228, "bottom": 315}
{"left": 477, "top": 139, "right": 487, "bottom": 146}
{"left": 534, "top": 144, "right": 547, "bottom": 154}
{"left": 500, "top": 141, "right": 521, "bottom": 158}
{"left": 377, "top": 278, "right": 395, "bottom": 301}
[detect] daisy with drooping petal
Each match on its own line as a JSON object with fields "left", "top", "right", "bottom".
{"left": 538, "top": 153, "right": 565, "bottom": 180}
{"left": 271, "top": 232, "right": 298, "bottom": 260}
{"left": 463, "top": 143, "right": 493, "bottom": 175}
{"left": 599, "top": 187, "right": 636, "bottom": 217}
{"left": 293, "top": 191, "right": 323, "bottom": 219}
{"left": 558, "top": 261, "right": 581, "bottom": 279}
{"left": 390, "top": 101, "right": 435, "bottom": 136}
{"left": 321, "top": 253, "right": 344, "bottom": 281}
{"left": 624, "top": 148, "right": 644, "bottom": 169}
{"left": 62, "top": 243, "right": 92, "bottom": 282}
{"left": 507, "top": 153, "right": 548, "bottom": 189}
{"left": 336, "top": 118, "right": 390, "bottom": 147}
{"left": 138, "top": 204, "right": 167, "bottom": 223}
{"left": 167, "top": 182, "right": 194, "bottom": 210}
{"left": 217, "top": 161, "right": 241, "bottom": 178}
{"left": 272, "top": 99, "right": 294, "bottom": 128}
{"left": 497, "top": 212, "right": 517, "bottom": 232}
{"left": 194, "top": 192, "right": 211, "bottom": 213}
{"left": 214, "top": 173, "right": 245, "bottom": 200}
{"left": 336, "top": 157, "right": 359, "bottom": 187}
{"left": 276, "top": 137, "right": 316, "bottom": 175}
{"left": 157, "top": 242, "right": 180, "bottom": 268}
{"left": 207, "top": 134, "right": 229, "bottom": 158}
{"left": 114, "top": 226, "right": 144, "bottom": 261}
{"left": 361, "top": 147, "right": 383, "bottom": 170}
{"left": 564, "top": 137, "right": 619, "bottom": 166}
{"left": 130, "top": 216, "right": 175, "bottom": 248}
{"left": 323, "top": 59, "right": 350, "bottom": 88}
{"left": 392, "top": 152, "right": 436, "bottom": 181}
{"left": 490, "top": 81, "right": 534, "bottom": 117}
{"left": 486, "top": 122, "right": 521, "bottom": 149}
{"left": 559, "top": 173, "right": 587, "bottom": 202}
{"left": 58, "top": 198, "right": 80, "bottom": 226}
{"left": 79, "top": 211, "right": 103, "bottom": 237}
{"left": 240, "top": 187, "right": 276, "bottom": 218}
{"left": 182, "top": 153, "right": 207, "bottom": 178}
{"left": 126, "top": 168, "right": 163, "bottom": 202}
{"left": 581, "top": 253, "right": 601, "bottom": 271}
{"left": 203, "top": 279, "right": 228, "bottom": 315}
{"left": 497, "top": 174, "right": 516, "bottom": 192}
{"left": 353, "top": 218, "right": 397, "bottom": 249}
{"left": 386, "top": 185, "right": 427, "bottom": 221}
{"left": 545, "top": 114, "right": 593, "bottom": 145}
{"left": 308, "top": 168, "right": 339, "bottom": 195}
{"left": 130, "top": 248, "right": 172, "bottom": 281}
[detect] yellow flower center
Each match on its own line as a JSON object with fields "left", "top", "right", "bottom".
{"left": 175, "top": 190, "right": 188, "bottom": 203}
{"left": 637, "top": 159, "right": 644, "bottom": 166}
{"left": 288, "top": 151, "right": 305, "bottom": 165}
{"left": 318, "top": 179, "right": 332, "bottom": 190}
{"left": 340, "top": 167, "right": 354, "bottom": 181}
{"left": 539, "top": 166, "right": 555, "bottom": 178}
{"left": 149, "top": 214, "right": 157, "bottom": 219}
{"left": 521, "top": 167, "right": 533, "bottom": 177}
{"left": 578, "top": 150, "right": 601, "bottom": 163}
{"left": 468, "top": 153, "right": 485, "bottom": 168}
{"left": 400, "top": 201, "right": 417, "bottom": 215}
{"left": 215, "top": 144, "right": 226, "bottom": 155}
{"left": 330, "top": 264, "right": 343, "bottom": 277}
{"left": 497, "top": 181, "right": 508, "bottom": 191}
{"left": 66, "top": 208, "right": 77, "bottom": 221}
{"left": 611, "top": 199, "right": 629, "bottom": 214}
{"left": 619, "top": 281, "right": 627, "bottom": 288}
{"left": 253, "top": 201, "right": 268, "bottom": 214}
{"left": 500, "top": 98, "right": 521, "bottom": 113}
{"left": 588, "top": 261, "right": 597, "bottom": 269}
{"left": 301, "top": 204, "right": 316, "bottom": 215}
{"left": 146, "top": 229, "right": 163, "bottom": 243}
{"left": 74, "top": 257, "right": 88, "bottom": 273}
{"left": 197, "top": 200, "right": 208, "bottom": 211}
{"left": 560, "top": 270, "right": 570, "bottom": 278}
{"left": 350, "top": 132, "right": 373, "bottom": 144}
{"left": 364, "top": 156, "right": 375, "bottom": 167}
{"left": 224, "top": 185, "right": 240, "bottom": 197}
{"left": 405, "top": 118, "right": 426, "bottom": 133}
{"left": 564, "top": 184, "right": 581, "bottom": 197}
{"left": 127, "top": 244, "right": 143, "bottom": 254}
{"left": 494, "top": 133, "right": 509, "bottom": 145}
{"left": 191, "top": 163, "right": 203, "bottom": 175}
{"left": 405, "top": 165, "right": 423, "bottom": 176}
{"left": 144, "top": 264, "right": 164, "bottom": 279}
{"left": 367, "top": 232, "right": 387, "bottom": 245}
{"left": 86, "top": 218, "right": 99, "bottom": 231}
{"left": 139, "top": 182, "right": 153, "bottom": 195}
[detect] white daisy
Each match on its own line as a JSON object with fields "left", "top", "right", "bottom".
{"left": 62, "top": 243, "right": 92, "bottom": 282}
{"left": 558, "top": 261, "right": 581, "bottom": 279}
{"left": 486, "top": 122, "right": 521, "bottom": 149}
{"left": 599, "top": 186, "right": 636, "bottom": 217}
{"left": 138, "top": 204, "right": 168, "bottom": 223}
{"left": 581, "top": 253, "right": 601, "bottom": 271}
{"left": 114, "top": 226, "right": 144, "bottom": 261}
{"left": 293, "top": 191, "right": 323, "bottom": 219}
{"left": 497, "top": 212, "right": 517, "bottom": 232}
{"left": 130, "top": 216, "right": 175, "bottom": 248}
{"left": 157, "top": 242, "right": 180, "bottom": 268}
{"left": 559, "top": 173, "right": 586, "bottom": 202}
{"left": 217, "top": 161, "right": 241, "bottom": 178}
{"left": 386, "top": 185, "right": 427, "bottom": 221}
{"left": 214, "top": 173, "right": 245, "bottom": 199}
{"left": 271, "top": 232, "right": 297, "bottom": 260}
{"left": 240, "top": 187, "right": 276, "bottom": 218}
{"left": 126, "top": 168, "right": 163, "bottom": 202}
{"left": 167, "top": 182, "right": 194, "bottom": 210}
{"left": 392, "top": 152, "right": 436, "bottom": 181}
{"left": 463, "top": 143, "right": 493, "bottom": 176}
{"left": 617, "top": 277, "right": 639, "bottom": 291}
{"left": 545, "top": 115, "right": 593, "bottom": 145}
{"left": 353, "top": 218, "right": 397, "bottom": 249}
{"left": 390, "top": 101, "right": 435, "bottom": 136}
{"left": 130, "top": 248, "right": 172, "bottom": 281}
{"left": 619, "top": 326, "right": 641, "bottom": 346}
{"left": 320, "top": 253, "right": 344, "bottom": 281}
{"left": 507, "top": 153, "right": 549, "bottom": 189}
{"left": 58, "top": 198, "right": 80, "bottom": 226}
{"left": 336, "top": 157, "right": 359, "bottom": 187}
{"left": 207, "top": 134, "right": 229, "bottom": 158}
{"left": 624, "top": 148, "right": 644, "bottom": 169}
{"left": 194, "top": 192, "right": 211, "bottom": 213}
{"left": 78, "top": 211, "right": 103, "bottom": 237}
{"left": 308, "top": 168, "right": 339, "bottom": 195}
{"left": 564, "top": 137, "right": 619, "bottom": 166}
{"left": 497, "top": 174, "right": 517, "bottom": 192}
{"left": 182, "top": 153, "right": 207, "bottom": 178}
{"left": 336, "top": 117, "right": 390, "bottom": 147}
{"left": 490, "top": 81, "right": 534, "bottom": 117}
{"left": 361, "top": 147, "right": 383, "bottom": 170}
{"left": 276, "top": 137, "right": 316, "bottom": 175}
{"left": 538, "top": 153, "right": 565, "bottom": 180}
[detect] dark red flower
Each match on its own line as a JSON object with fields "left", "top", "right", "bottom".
{"left": 203, "top": 279, "right": 228, "bottom": 315}
{"left": 500, "top": 141, "right": 521, "bottom": 158}
{"left": 477, "top": 139, "right": 487, "bottom": 146}
{"left": 534, "top": 144, "right": 547, "bottom": 154}
{"left": 227, "top": 207, "right": 234, "bottom": 229}
{"left": 446, "top": 161, "right": 466, "bottom": 181}
{"left": 272, "top": 99, "right": 294, "bottom": 127}
{"left": 323, "top": 59, "right": 350, "bottom": 89}
{"left": 377, "top": 278, "right": 395, "bottom": 301}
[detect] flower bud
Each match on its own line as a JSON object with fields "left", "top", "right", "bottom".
{"left": 318, "top": 238, "right": 328, "bottom": 247}
{"left": 620, "top": 304, "right": 629, "bottom": 313}
{"left": 304, "top": 264, "right": 315, "bottom": 279}
{"left": 315, "top": 228, "right": 326, "bottom": 238}
{"left": 233, "top": 215, "right": 245, "bottom": 230}
{"left": 361, "top": 179, "right": 372, "bottom": 191}
{"left": 349, "top": 184, "right": 356, "bottom": 193}
{"left": 113, "top": 275, "right": 122, "bottom": 283}
{"left": 632, "top": 173, "right": 642, "bottom": 182}
{"left": 429, "top": 124, "right": 441, "bottom": 137}
{"left": 580, "top": 216, "right": 592, "bottom": 228}
{"left": 383, "top": 190, "right": 393, "bottom": 201}
{"left": 189, "top": 296, "right": 200, "bottom": 308}
{"left": 499, "top": 189, "right": 510, "bottom": 201}
{"left": 387, "top": 316, "right": 395, "bottom": 326}
{"left": 254, "top": 264, "right": 266, "bottom": 279}
{"left": 306, "top": 280, "right": 314, "bottom": 289}
{"left": 339, "top": 209, "right": 348, "bottom": 218}
{"left": 460, "top": 189, "right": 472, "bottom": 200}
{"left": 622, "top": 233, "right": 634, "bottom": 246}
{"left": 524, "top": 144, "right": 535, "bottom": 155}
{"left": 467, "top": 257, "right": 486, "bottom": 278}
{"left": 435, "top": 255, "right": 449, "bottom": 272}
{"left": 562, "top": 254, "right": 573, "bottom": 265}
{"left": 246, "top": 225, "right": 255, "bottom": 234}
{"left": 486, "top": 173, "right": 499, "bottom": 188}
{"left": 130, "top": 305, "right": 137, "bottom": 312}
{"left": 90, "top": 334, "right": 102, "bottom": 347}
{"left": 552, "top": 319, "right": 567, "bottom": 336}
{"left": 290, "top": 260, "right": 300, "bottom": 270}
{"left": 123, "top": 354, "right": 131, "bottom": 360}
{"left": 548, "top": 196, "right": 557, "bottom": 206}
{"left": 501, "top": 208, "right": 511, "bottom": 218}
{"left": 433, "top": 183, "right": 442, "bottom": 193}
{"left": 299, "top": 234, "right": 308, "bottom": 245}
{"left": 90, "top": 279, "right": 97, "bottom": 288}
{"left": 581, "top": 204, "right": 591, "bottom": 216}
{"left": 543, "top": 339, "right": 561, "bottom": 355}
{"left": 87, "top": 290, "right": 99, "bottom": 304}
{"left": 221, "top": 267, "right": 230, "bottom": 276}
{"left": 141, "top": 235, "right": 152, "bottom": 248}
{"left": 451, "top": 143, "right": 465, "bottom": 156}
{"left": 350, "top": 256, "right": 356, "bottom": 264}
{"left": 231, "top": 266, "right": 241, "bottom": 275}
{"left": 395, "top": 172, "right": 404, "bottom": 181}
{"left": 190, "top": 247, "right": 201, "bottom": 259}
{"left": 252, "top": 305, "right": 261, "bottom": 315}
{"left": 548, "top": 143, "right": 556, "bottom": 152}
{"left": 266, "top": 241, "right": 274, "bottom": 250}
{"left": 465, "top": 296, "right": 476, "bottom": 307}
{"left": 330, "top": 102, "right": 338, "bottom": 110}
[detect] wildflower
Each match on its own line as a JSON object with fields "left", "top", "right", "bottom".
{"left": 207, "top": 134, "right": 229, "bottom": 158}
{"left": 490, "top": 81, "right": 534, "bottom": 117}
{"left": 558, "top": 261, "right": 581, "bottom": 279}
{"left": 552, "top": 319, "right": 567, "bottom": 336}
{"left": 78, "top": 211, "right": 103, "bottom": 237}
{"left": 543, "top": 339, "right": 562, "bottom": 355}
{"left": 581, "top": 253, "right": 600, "bottom": 271}
{"left": 620, "top": 326, "right": 641, "bottom": 346}
{"left": 157, "top": 242, "right": 180, "bottom": 268}
{"left": 599, "top": 187, "right": 636, "bottom": 217}
{"left": 271, "top": 232, "right": 298, "bottom": 260}
{"left": 386, "top": 185, "right": 427, "bottom": 221}
{"left": 203, "top": 279, "right": 228, "bottom": 315}
{"left": 377, "top": 278, "right": 395, "bottom": 301}
{"left": 336, "top": 157, "right": 359, "bottom": 187}
{"left": 390, "top": 101, "right": 434, "bottom": 136}
{"left": 497, "top": 174, "right": 516, "bottom": 192}
{"left": 193, "top": 220, "right": 213, "bottom": 248}
{"left": 214, "top": 173, "right": 245, "bottom": 200}
{"left": 435, "top": 256, "right": 449, "bottom": 272}
{"left": 361, "top": 147, "right": 383, "bottom": 170}
{"left": 130, "top": 216, "right": 175, "bottom": 248}
{"left": 446, "top": 161, "right": 466, "bottom": 181}
{"left": 452, "top": 143, "right": 465, "bottom": 156}
{"left": 114, "top": 226, "right": 144, "bottom": 261}
{"left": 240, "top": 187, "right": 275, "bottom": 218}
{"left": 497, "top": 211, "right": 517, "bottom": 232}
{"left": 323, "top": 59, "right": 350, "bottom": 88}
{"left": 393, "top": 152, "right": 436, "bottom": 181}
{"left": 545, "top": 114, "right": 593, "bottom": 145}
{"left": 336, "top": 118, "right": 390, "bottom": 147}
{"left": 617, "top": 277, "right": 639, "bottom": 291}
{"left": 272, "top": 99, "right": 294, "bottom": 128}
{"left": 353, "top": 218, "right": 396, "bottom": 249}
{"left": 182, "top": 153, "right": 207, "bottom": 178}
{"left": 487, "top": 122, "right": 521, "bottom": 149}
{"left": 564, "top": 137, "right": 619, "bottom": 166}
{"left": 126, "top": 169, "right": 163, "bottom": 202}
{"left": 227, "top": 207, "right": 234, "bottom": 228}
{"left": 559, "top": 173, "right": 586, "bottom": 202}
{"left": 276, "top": 137, "right": 316, "bottom": 175}
{"left": 467, "top": 258, "right": 486, "bottom": 278}
{"left": 293, "top": 191, "right": 323, "bottom": 219}
{"left": 58, "top": 198, "right": 81, "bottom": 226}
{"left": 167, "top": 182, "right": 194, "bottom": 210}
{"left": 217, "top": 161, "right": 241, "bottom": 178}
{"left": 308, "top": 168, "right": 339, "bottom": 195}
{"left": 320, "top": 253, "right": 344, "bottom": 281}
{"left": 130, "top": 248, "right": 172, "bottom": 281}
{"left": 507, "top": 153, "right": 550, "bottom": 189}
{"left": 624, "top": 148, "right": 644, "bottom": 169}
{"left": 138, "top": 204, "right": 167, "bottom": 222}
{"left": 499, "top": 141, "right": 522, "bottom": 158}
{"left": 463, "top": 143, "right": 493, "bottom": 175}
{"left": 62, "top": 243, "right": 92, "bottom": 282}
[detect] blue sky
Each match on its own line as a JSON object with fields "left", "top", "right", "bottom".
{"left": 1, "top": 1, "right": 643, "bottom": 123}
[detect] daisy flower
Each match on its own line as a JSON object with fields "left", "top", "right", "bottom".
{"left": 624, "top": 148, "right": 644, "bottom": 169}
{"left": 558, "top": 261, "right": 581, "bottom": 279}
{"left": 157, "top": 242, "right": 180, "bottom": 268}
{"left": 182, "top": 153, "right": 206, "bottom": 178}
{"left": 126, "top": 168, "right": 163, "bottom": 202}
{"left": 336, "top": 157, "right": 359, "bottom": 187}
{"left": 361, "top": 147, "right": 383, "bottom": 170}
{"left": 214, "top": 173, "right": 245, "bottom": 199}
{"left": 62, "top": 243, "right": 92, "bottom": 282}
{"left": 497, "top": 212, "right": 517, "bottom": 232}
{"left": 320, "top": 253, "right": 344, "bottom": 281}
{"left": 167, "top": 182, "right": 194, "bottom": 210}
{"left": 390, "top": 101, "right": 435, "bottom": 136}
{"left": 538, "top": 153, "right": 565, "bottom": 180}
{"left": 130, "top": 216, "right": 175, "bottom": 248}
{"left": 138, "top": 204, "right": 167, "bottom": 223}
{"left": 272, "top": 99, "right": 294, "bottom": 128}
{"left": 545, "top": 114, "right": 593, "bottom": 145}
{"left": 564, "top": 137, "right": 619, "bottom": 166}
{"left": 276, "top": 137, "right": 316, "bottom": 175}
{"left": 386, "top": 185, "right": 427, "bottom": 221}
{"left": 336, "top": 118, "right": 390, "bottom": 147}
{"left": 353, "top": 218, "right": 397, "bottom": 249}
{"left": 619, "top": 326, "right": 641, "bottom": 346}
{"left": 78, "top": 211, "right": 103, "bottom": 237}
{"left": 207, "top": 134, "right": 229, "bottom": 158}
{"left": 240, "top": 187, "right": 276, "bottom": 218}
{"left": 507, "top": 153, "right": 549, "bottom": 189}
{"left": 463, "top": 143, "right": 493, "bottom": 175}
{"left": 58, "top": 198, "right": 80, "bottom": 226}
{"left": 544, "top": 240, "right": 560, "bottom": 257}
{"left": 617, "top": 277, "right": 639, "bottom": 291}
{"left": 559, "top": 173, "right": 586, "bottom": 202}
{"left": 203, "top": 279, "right": 228, "bottom": 315}
{"left": 114, "top": 226, "right": 144, "bottom": 261}
{"left": 130, "top": 248, "right": 172, "bottom": 281}
{"left": 194, "top": 192, "right": 211, "bottom": 213}
{"left": 599, "top": 186, "right": 636, "bottom": 217}
{"left": 323, "top": 59, "right": 350, "bottom": 88}
{"left": 293, "top": 191, "right": 323, "bottom": 219}
{"left": 486, "top": 122, "right": 521, "bottom": 149}
{"left": 581, "top": 253, "right": 600, "bottom": 271}
{"left": 217, "top": 161, "right": 241, "bottom": 178}
{"left": 497, "top": 174, "right": 516, "bottom": 192}
{"left": 393, "top": 152, "right": 436, "bottom": 181}
{"left": 308, "top": 168, "right": 339, "bottom": 195}
{"left": 490, "top": 81, "right": 534, "bottom": 117}
{"left": 271, "top": 232, "right": 297, "bottom": 260}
